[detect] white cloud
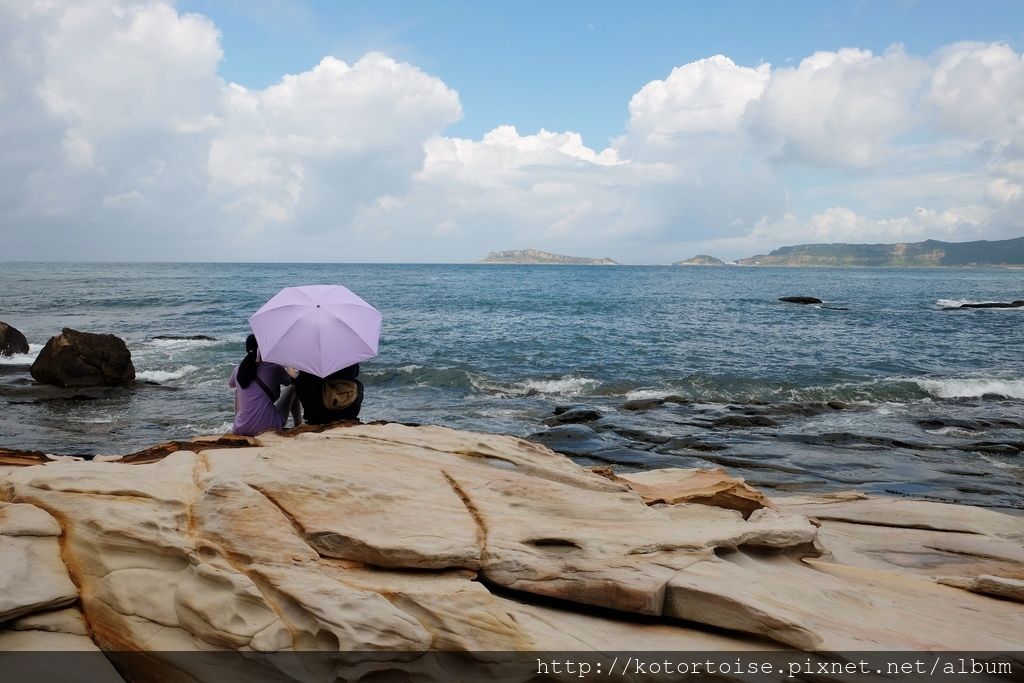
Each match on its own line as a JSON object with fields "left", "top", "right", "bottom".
{"left": 0, "top": 0, "right": 1021, "bottom": 262}
{"left": 625, "top": 55, "right": 770, "bottom": 143}
{"left": 736, "top": 204, "right": 992, "bottom": 256}
{"left": 208, "top": 54, "right": 461, "bottom": 229}
{"left": 928, "top": 42, "right": 1024, "bottom": 140}
{"left": 747, "top": 46, "right": 929, "bottom": 167}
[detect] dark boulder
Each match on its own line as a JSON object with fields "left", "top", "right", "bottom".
{"left": 30, "top": 328, "right": 135, "bottom": 388}
{"left": 0, "top": 321, "right": 29, "bottom": 356}
{"left": 622, "top": 398, "right": 666, "bottom": 411}
{"left": 546, "top": 405, "right": 602, "bottom": 425}
{"left": 779, "top": 296, "right": 823, "bottom": 305}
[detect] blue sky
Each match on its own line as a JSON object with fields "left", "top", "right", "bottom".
{"left": 2, "top": 0, "right": 1024, "bottom": 262}
{"left": 182, "top": 0, "right": 1024, "bottom": 147}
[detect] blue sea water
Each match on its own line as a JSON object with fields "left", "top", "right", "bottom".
{"left": 1, "top": 263, "right": 1022, "bottom": 508}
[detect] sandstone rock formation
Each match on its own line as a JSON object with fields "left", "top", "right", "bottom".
{"left": 1, "top": 423, "right": 1022, "bottom": 680}
{"left": 0, "top": 322, "right": 29, "bottom": 357}
{"left": 594, "top": 466, "right": 775, "bottom": 518}
{"left": 29, "top": 328, "right": 135, "bottom": 387}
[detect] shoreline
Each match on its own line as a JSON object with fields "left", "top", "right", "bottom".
{"left": 2, "top": 421, "right": 1022, "bottom": 667}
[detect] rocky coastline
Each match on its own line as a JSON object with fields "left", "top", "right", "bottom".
{"left": 1, "top": 421, "right": 1021, "bottom": 680}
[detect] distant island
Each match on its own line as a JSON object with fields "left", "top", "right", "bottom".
{"left": 675, "top": 255, "right": 726, "bottom": 266}
{"left": 480, "top": 249, "right": 618, "bottom": 265}
{"left": 735, "top": 236, "right": 1024, "bottom": 267}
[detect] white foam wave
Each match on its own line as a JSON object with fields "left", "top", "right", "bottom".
{"left": 136, "top": 365, "right": 199, "bottom": 383}
{"left": 519, "top": 376, "right": 600, "bottom": 396}
{"left": 0, "top": 343, "right": 43, "bottom": 365}
{"left": 624, "top": 388, "right": 675, "bottom": 401}
{"left": 915, "top": 378, "right": 1024, "bottom": 399}
{"left": 148, "top": 337, "right": 225, "bottom": 351}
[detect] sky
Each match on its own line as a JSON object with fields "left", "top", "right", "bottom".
{"left": 2, "top": 1, "right": 1023, "bottom": 263}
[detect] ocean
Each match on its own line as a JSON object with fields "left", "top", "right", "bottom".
{"left": 1, "top": 262, "right": 1022, "bottom": 510}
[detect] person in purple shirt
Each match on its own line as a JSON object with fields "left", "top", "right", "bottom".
{"left": 228, "top": 334, "right": 301, "bottom": 436}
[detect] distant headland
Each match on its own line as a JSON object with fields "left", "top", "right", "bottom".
{"left": 674, "top": 254, "right": 726, "bottom": 266}
{"left": 480, "top": 249, "right": 618, "bottom": 265}
{"left": 734, "top": 236, "right": 1024, "bottom": 267}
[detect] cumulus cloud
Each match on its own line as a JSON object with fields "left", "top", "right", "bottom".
{"left": 747, "top": 46, "right": 929, "bottom": 167}
{"left": 0, "top": 0, "right": 1021, "bottom": 261}
{"left": 928, "top": 42, "right": 1024, "bottom": 140}
{"left": 625, "top": 55, "right": 770, "bottom": 144}
{"left": 209, "top": 54, "right": 461, "bottom": 230}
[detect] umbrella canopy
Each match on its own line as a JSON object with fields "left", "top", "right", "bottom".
{"left": 248, "top": 284, "right": 382, "bottom": 377}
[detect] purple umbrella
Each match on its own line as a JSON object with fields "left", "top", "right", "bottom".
{"left": 248, "top": 285, "right": 382, "bottom": 377}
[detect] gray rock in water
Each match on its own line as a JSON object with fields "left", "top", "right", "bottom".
{"left": 30, "top": 328, "right": 135, "bottom": 388}
{"left": 779, "top": 296, "right": 823, "bottom": 305}
{"left": 957, "top": 300, "right": 1024, "bottom": 309}
{"left": 712, "top": 414, "right": 779, "bottom": 428}
{"left": 528, "top": 424, "right": 607, "bottom": 456}
{"left": 546, "top": 405, "right": 602, "bottom": 425}
{"left": 0, "top": 321, "right": 29, "bottom": 356}
{"left": 622, "top": 398, "right": 666, "bottom": 411}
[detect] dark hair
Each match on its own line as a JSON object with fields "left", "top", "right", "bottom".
{"left": 236, "top": 334, "right": 259, "bottom": 388}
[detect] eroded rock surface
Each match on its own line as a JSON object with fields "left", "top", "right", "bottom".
{"left": 0, "top": 423, "right": 1022, "bottom": 678}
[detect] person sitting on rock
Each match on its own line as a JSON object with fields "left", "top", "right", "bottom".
{"left": 228, "top": 334, "right": 301, "bottom": 435}
{"left": 294, "top": 364, "right": 363, "bottom": 425}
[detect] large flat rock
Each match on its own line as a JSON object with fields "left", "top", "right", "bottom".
{"left": 1, "top": 422, "right": 1022, "bottom": 666}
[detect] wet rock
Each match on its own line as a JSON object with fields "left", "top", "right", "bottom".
{"left": 0, "top": 385, "right": 132, "bottom": 402}
{"left": 658, "top": 436, "right": 728, "bottom": 452}
{"left": 955, "top": 300, "right": 1024, "bottom": 309}
{"left": 622, "top": 397, "right": 666, "bottom": 411}
{"left": 919, "top": 416, "right": 1024, "bottom": 431}
{"left": 545, "top": 406, "right": 601, "bottom": 425}
{"left": 777, "top": 432, "right": 935, "bottom": 451}
{"left": 527, "top": 424, "right": 607, "bottom": 455}
{"left": 779, "top": 296, "right": 822, "bottom": 305}
{"left": 605, "top": 426, "right": 672, "bottom": 445}
{"left": 0, "top": 322, "right": 29, "bottom": 357}
{"left": 712, "top": 414, "right": 778, "bottom": 428}
{"left": 960, "top": 442, "right": 1022, "bottom": 455}
{"left": 826, "top": 400, "right": 849, "bottom": 410}
{"left": 29, "top": 328, "right": 135, "bottom": 388}
{"left": 588, "top": 446, "right": 665, "bottom": 467}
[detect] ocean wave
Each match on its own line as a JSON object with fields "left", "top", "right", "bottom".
{"left": 518, "top": 376, "right": 601, "bottom": 396}
{"left": 0, "top": 343, "right": 43, "bottom": 365}
{"left": 936, "top": 298, "right": 1022, "bottom": 310}
{"left": 914, "top": 378, "right": 1024, "bottom": 399}
{"left": 147, "top": 337, "right": 228, "bottom": 350}
{"left": 367, "top": 364, "right": 1024, "bottom": 404}
{"left": 369, "top": 365, "right": 478, "bottom": 390}
{"left": 367, "top": 365, "right": 602, "bottom": 397}
{"left": 624, "top": 388, "right": 677, "bottom": 401}
{"left": 136, "top": 365, "right": 200, "bottom": 383}
{"left": 936, "top": 298, "right": 979, "bottom": 308}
